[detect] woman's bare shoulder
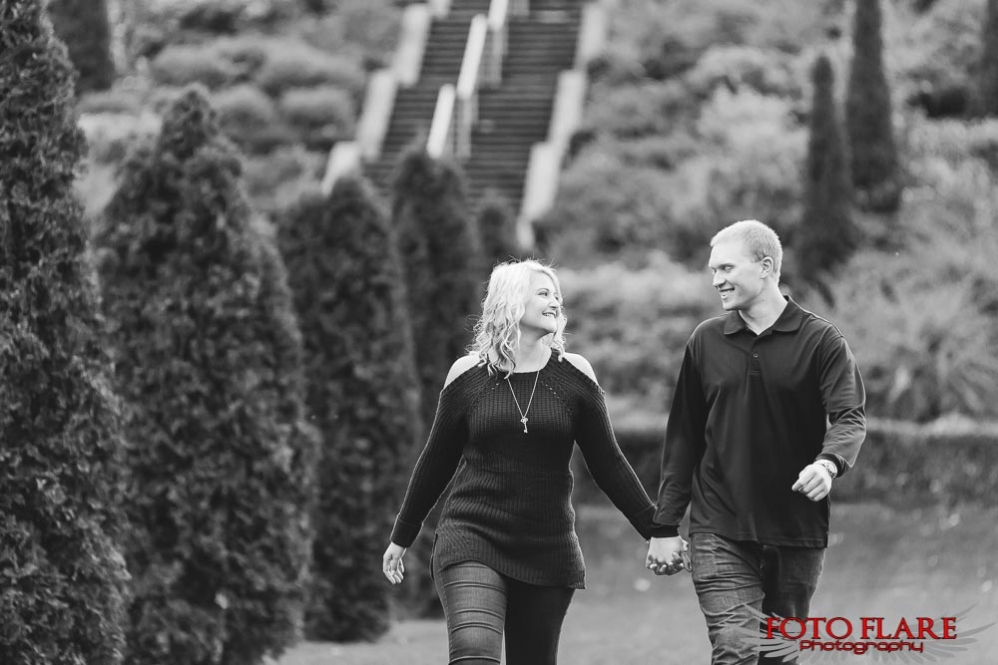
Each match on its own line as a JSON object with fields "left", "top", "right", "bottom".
{"left": 561, "top": 352, "right": 598, "bottom": 383}
{"left": 443, "top": 354, "right": 482, "bottom": 388}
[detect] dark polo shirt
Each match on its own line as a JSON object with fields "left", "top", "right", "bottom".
{"left": 654, "top": 298, "right": 866, "bottom": 547}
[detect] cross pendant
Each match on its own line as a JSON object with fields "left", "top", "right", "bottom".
{"left": 521, "top": 416, "right": 529, "bottom": 433}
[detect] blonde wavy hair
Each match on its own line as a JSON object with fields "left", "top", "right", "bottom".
{"left": 470, "top": 259, "right": 567, "bottom": 376}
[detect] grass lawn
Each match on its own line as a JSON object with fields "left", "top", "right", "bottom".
{"left": 280, "top": 501, "right": 998, "bottom": 664}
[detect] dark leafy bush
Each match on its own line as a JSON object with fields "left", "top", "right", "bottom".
{"left": 254, "top": 43, "right": 365, "bottom": 98}
{"left": 974, "top": 0, "right": 998, "bottom": 116}
{"left": 242, "top": 147, "right": 326, "bottom": 212}
{"left": 278, "top": 86, "right": 356, "bottom": 150}
{"left": 846, "top": 0, "right": 902, "bottom": 211}
{"left": 212, "top": 83, "right": 293, "bottom": 154}
{"left": 795, "top": 54, "right": 857, "bottom": 286}
{"left": 149, "top": 44, "right": 240, "bottom": 90}
{"left": 0, "top": 2, "right": 128, "bottom": 662}
{"left": 574, "top": 418, "right": 998, "bottom": 509}
{"left": 897, "top": 0, "right": 983, "bottom": 118}
{"left": 94, "top": 86, "right": 318, "bottom": 665}
{"left": 46, "top": 0, "right": 115, "bottom": 93}
{"left": 390, "top": 147, "right": 483, "bottom": 617}
{"left": 297, "top": 0, "right": 402, "bottom": 68}
{"left": 476, "top": 189, "right": 521, "bottom": 265}
{"left": 278, "top": 176, "right": 422, "bottom": 641}
{"left": 557, "top": 257, "right": 717, "bottom": 417}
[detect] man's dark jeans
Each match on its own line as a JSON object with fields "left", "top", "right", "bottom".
{"left": 690, "top": 532, "right": 825, "bottom": 665}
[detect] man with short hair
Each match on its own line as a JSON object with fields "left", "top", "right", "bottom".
{"left": 646, "top": 219, "right": 866, "bottom": 664}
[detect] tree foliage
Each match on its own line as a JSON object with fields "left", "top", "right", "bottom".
{"left": 0, "top": 2, "right": 128, "bottom": 662}
{"left": 391, "top": 146, "right": 482, "bottom": 431}
{"left": 390, "top": 146, "right": 482, "bottom": 617}
{"left": 476, "top": 189, "right": 521, "bottom": 267}
{"left": 796, "top": 55, "right": 857, "bottom": 288}
{"left": 46, "top": 0, "right": 116, "bottom": 93}
{"left": 974, "top": 0, "right": 998, "bottom": 116}
{"left": 845, "top": 0, "right": 902, "bottom": 211}
{"left": 278, "top": 176, "right": 422, "bottom": 641}
{"left": 95, "top": 86, "right": 317, "bottom": 665}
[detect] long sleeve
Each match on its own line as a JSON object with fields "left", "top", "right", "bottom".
{"left": 390, "top": 382, "right": 469, "bottom": 547}
{"left": 653, "top": 344, "right": 708, "bottom": 532}
{"left": 574, "top": 380, "right": 672, "bottom": 540}
{"left": 815, "top": 330, "right": 866, "bottom": 475}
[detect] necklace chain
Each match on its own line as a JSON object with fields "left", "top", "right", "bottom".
{"left": 507, "top": 370, "right": 540, "bottom": 434}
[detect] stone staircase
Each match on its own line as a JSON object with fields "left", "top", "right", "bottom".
{"left": 366, "top": 0, "right": 581, "bottom": 215}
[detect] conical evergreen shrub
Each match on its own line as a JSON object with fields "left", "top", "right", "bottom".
{"left": 94, "top": 86, "right": 318, "bottom": 665}
{"left": 476, "top": 188, "right": 522, "bottom": 266}
{"left": 796, "top": 55, "right": 858, "bottom": 290}
{"left": 0, "top": 2, "right": 128, "bottom": 662}
{"left": 391, "top": 146, "right": 482, "bottom": 430}
{"left": 390, "top": 146, "right": 483, "bottom": 616}
{"left": 845, "top": 0, "right": 901, "bottom": 212}
{"left": 975, "top": 0, "right": 998, "bottom": 116}
{"left": 278, "top": 175, "right": 422, "bottom": 640}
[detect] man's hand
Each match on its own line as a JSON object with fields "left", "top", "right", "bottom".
{"left": 792, "top": 462, "right": 833, "bottom": 501}
{"left": 646, "top": 536, "right": 688, "bottom": 576}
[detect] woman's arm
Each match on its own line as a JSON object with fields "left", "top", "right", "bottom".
{"left": 565, "top": 354, "right": 669, "bottom": 540}
{"left": 390, "top": 356, "right": 478, "bottom": 545}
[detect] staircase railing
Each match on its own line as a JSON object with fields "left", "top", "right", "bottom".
{"left": 453, "top": 14, "right": 489, "bottom": 160}
{"left": 321, "top": 2, "right": 431, "bottom": 194}
{"left": 427, "top": 84, "right": 457, "bottom": 159}
{"left": 517, "top": 1, "right": 604, "bottom": 245}
{"left": 484, "top": 0, "right": 509, "bottom": 86}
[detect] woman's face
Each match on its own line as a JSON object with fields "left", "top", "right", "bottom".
{"left": 519, "top": 271, "right": 561, "bottom": 336}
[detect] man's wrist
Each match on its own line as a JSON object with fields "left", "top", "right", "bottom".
{"left": 815, "top": 458, "right": 838, "bottom": 480}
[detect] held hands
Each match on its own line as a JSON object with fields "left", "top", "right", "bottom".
{"left": 792, "top": 462, "right": 833, "bottom": 502}
{"left": 646, "top": 536, "right": 689, "bottom": 576}
{"left": 382, "top": 542, "right": 407, "bottom": 585}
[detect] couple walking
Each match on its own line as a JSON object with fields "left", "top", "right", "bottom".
{"left": 382, "top": 220, "right": 867, "bottom": 665}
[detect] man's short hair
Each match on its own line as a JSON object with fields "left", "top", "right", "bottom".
{"left": 711, "top": 219, "right": 783, "bottom": 276}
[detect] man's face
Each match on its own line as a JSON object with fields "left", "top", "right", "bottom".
{"left": 707, "top": 239, "right": 767, "bottom": 311}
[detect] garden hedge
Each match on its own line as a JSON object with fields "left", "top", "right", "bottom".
{"left": 278, "top": 176, "right": 422, "bottom": 640}
{"left": 573, "top": 418, "right": 998, "bottom": 509}
{"left": 0, "top": 2, "right": 128, "bottom": 662}
{"left": 95, "top": 86, "right": 317, "bottom": 665}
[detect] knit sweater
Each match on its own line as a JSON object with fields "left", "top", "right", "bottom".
{"left": 390, "top": 354, "right": 669, "bottom": 589}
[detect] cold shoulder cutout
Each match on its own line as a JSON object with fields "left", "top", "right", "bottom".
{"left": 444, "top": 354, "right": 481, "bottom": 388}
{"left": 562, "top": 352, "right": 599, "bottom": 385}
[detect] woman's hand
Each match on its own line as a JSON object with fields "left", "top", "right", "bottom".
{"left": 382, "top": 542, "right": 407, "bottom": 585}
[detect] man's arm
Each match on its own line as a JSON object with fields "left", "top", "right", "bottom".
{"left": 815, "top": 330, "right": 866, "bottom": 475}
{"left": 653, "top": 343, "right": 709, "bottom": 531}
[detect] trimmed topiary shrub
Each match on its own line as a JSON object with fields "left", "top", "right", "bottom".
{"left": 391, "top": 146, "right": 482, "bottom": 431}
{"left": 254, "top": 43, "right": 365, "bottom": 98}
{"left": 94, "top": 86, "right": 318, "bottom": 665}
{"left": 390, "top": 146, "right": 483, "bottom": 617}
{"left": 574, "top": 419, "right": 998, "bottom": 509}
{"left": 278, "top": 85, "right": 356, "bottom": 150}
{"left": 795, "top": 54, "right": 857, "bottom": 288}
{"left": 212, "top": 83, "right": 293, "bottom": 154}
{"left": 149, "top": 44, "right": 240, "bottom": 90}
{"left": 846, "top": 0, "right": 902, "bottom": 212}
{"left": 0, "top": 2, "right": 128, "bottom": 662}
{"left": 46, "top": 0, "right": 116, "bottom": 93}
{"left": 974, "top": 0, "right": 998, "bottom": 116}
{"left": 278, "top": 176, "right": 422, "bottom": 641}
{"left": 475, "top": 189, "right": 521, "bottom": 266}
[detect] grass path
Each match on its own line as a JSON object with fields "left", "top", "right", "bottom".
{"left": 281, "top": 501, "right": 998, "bottom": 664}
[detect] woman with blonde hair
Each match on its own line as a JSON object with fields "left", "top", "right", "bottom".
{"left": 383, "top": 259, "right": 670, "bottom": 665}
